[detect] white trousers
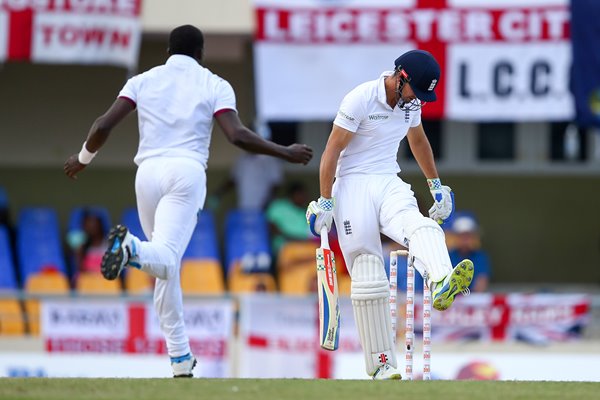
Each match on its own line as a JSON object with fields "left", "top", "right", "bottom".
{"left": 333, "top": 174, "right": 444, "bottom": 272}
{"left": 135, "top": 156, "right": 206, "bottom": 358}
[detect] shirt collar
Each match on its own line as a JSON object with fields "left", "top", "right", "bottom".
{"left": 166, "top": 54, "right": 200, "bottom": 67}
{"left": 377, "top": 71, "right": 394, "bottom": 106}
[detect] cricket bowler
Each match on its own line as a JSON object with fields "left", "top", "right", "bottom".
{"left": 64, "top": 25, "right": 313, "bottom": 377}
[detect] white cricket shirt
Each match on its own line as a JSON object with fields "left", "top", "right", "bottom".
{"left": 333, "top": 71, "right": 421, "bottom": 177}
{"left": 119, "top": 55, "right": 237, "bottom": 168}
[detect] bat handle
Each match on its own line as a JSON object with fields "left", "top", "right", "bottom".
{"left": 320, "top": 226, "right": 330, "bottom": 249}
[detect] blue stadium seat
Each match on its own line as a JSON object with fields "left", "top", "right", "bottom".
{"left": 0, "top": 226, "right": 17, "bottom": 289}
{"left": 225, "top": 209, "right": 268, "bottom": 237}
{"left": 67, "top": 206, "right": 111, "bottom": 234}
{"left": 184, "top": 210, "right": 220, "bottom": 261}
{"left": 224, "top": 209, "right": 271, "bottom": 274}
{"left": 121, "top": 207, "right": 147, "bottom": 241}
{"left": 17, "top": 207, "right": 66, "bottom": 282}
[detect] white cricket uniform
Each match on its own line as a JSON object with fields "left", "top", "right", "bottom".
{"left": 118, "top": 54, "right": 236, "bottom": 358}
{"left": 333, "top": 71, "right": 453, "bottom": 376}
{"left": 332, "top": 71, "right": 452, "bottom": 278}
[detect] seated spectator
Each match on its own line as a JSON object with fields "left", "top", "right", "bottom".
{"left": 266, "top": 181, "right": 313, "bottom": 257}
{"left": 69, "top": 210, "right": 109, "bottom": 278}
{"left": 448, "top": 213, "right": 491, "bottom": 292}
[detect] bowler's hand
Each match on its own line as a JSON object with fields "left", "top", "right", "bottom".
{"left": 64, "top": 154, "right": 87, "bottom": 180}
{"left": 286, "top": 144, "right": 313, "bottom": 165}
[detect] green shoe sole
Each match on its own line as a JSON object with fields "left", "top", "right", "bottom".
{"left": 433, "top": 259, "right": 474, "bottom": 311}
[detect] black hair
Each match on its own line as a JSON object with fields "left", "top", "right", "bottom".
{"left": 168, "top": 25, "right": 204, "bottom": 59}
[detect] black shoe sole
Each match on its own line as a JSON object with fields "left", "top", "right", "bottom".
{"left": 101, "top": 225, "right": 128, "bottom": 281}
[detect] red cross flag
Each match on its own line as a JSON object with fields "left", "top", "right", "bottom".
{"left": 253, "top": 0, "right": 572, "bottom": 122}
{"left": 0, "top": 0, "right": 142, "bottom": 69}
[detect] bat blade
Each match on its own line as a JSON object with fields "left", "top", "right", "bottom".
{"left": 316, "top": 228, "right": 340, "bottom": 351}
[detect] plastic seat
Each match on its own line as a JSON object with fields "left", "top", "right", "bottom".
{"left": 184, "top": 211, "right": 220, "bottom": 261}
{"left": 338, "top": 274, "right": 351, "bottom": 296}
{"left": 76, "top": 272, "right": 121, "bottom": 295}
{"left": 25, "top": 271, "right": 70, "bottom": 294}
{"left": 17, "top": 207, "right": 67, "bottom": 282}
{"left": 124, "top": 268, "right": 154, "bottom": 294}
{"left": 181, "top": 260, "right": 225, "bottom": 295}
{"left": 0, "top": 298, "right": 25, "bottom": 335}
{"left": 121, "top": 207, "right": 147, "bottom": 240}
{"left": 225, "top": 209, "right": 271, "bottom": 275}
{"left": 278, "top": 262, "right": 316, "bottom": 294}
{"left": 24, "top": 271, "right": 70, "bottom": 335}
{"left": 225, "top": 209, "right": 268, "bottom": 235}
{"left": 229, "top": 272, "right": 277, "bottom": 293}
{"left": 277, "top": 241, "right": 319, "bottom": 294}
{"left": 0, "top": 226, "right": 17, "bottom": 290}
{"left": 277, "top": 241, "right": 319, "bottom": 272}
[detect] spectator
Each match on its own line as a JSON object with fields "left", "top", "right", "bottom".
{"left": 266, "top": 181, "right": 313, "bottom": 257}
{"left": 448, "top": 213, "right": 491, "bottom": 292}
{"left": 72, "top": 210, "right": 109, "bottom": 277}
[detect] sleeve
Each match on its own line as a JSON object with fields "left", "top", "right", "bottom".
{"left": 411, "top": 107, "right": 422, "bottom": 127}
{"left": 117, "top": 75, "right": 142, "bottom": 107}
{"left": 333, "top": 88, "right": 367, "bottom": 133}
{"left": 214, "top": 78, "right": 237, "bottom": 116}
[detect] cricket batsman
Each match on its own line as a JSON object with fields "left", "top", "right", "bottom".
{"left": 306, "top": 50, "right": 474, "bottom": 380}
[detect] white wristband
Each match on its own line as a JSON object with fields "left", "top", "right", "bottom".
{"left": 78, "top": 141, "right": 97, "bottom": 165}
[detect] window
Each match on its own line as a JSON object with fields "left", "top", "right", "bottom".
{"left": 477, "top": 123, "right": 515, "bottom": 160}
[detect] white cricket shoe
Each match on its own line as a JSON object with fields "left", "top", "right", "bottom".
{"left": 171, "top": 353, "right": 197, "bottom": 378}
{"left": 372, "top": 364, "right": 402, "bottom": 380}
{"left": 101, "top": 224, "right": 138, "bottom": 280}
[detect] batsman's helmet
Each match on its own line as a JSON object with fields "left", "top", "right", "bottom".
{"left": 394, "top": 50, "right": 440, "bottom": 102}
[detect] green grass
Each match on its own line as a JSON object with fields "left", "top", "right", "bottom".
{"left": 0, "top": 379, "right": 597, "bottom": 400}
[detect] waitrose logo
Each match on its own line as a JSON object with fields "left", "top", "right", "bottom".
{"left": 368, "top": 114, "right": 389, "bottom": 120}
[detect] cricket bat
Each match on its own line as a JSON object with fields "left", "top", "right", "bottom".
{"left": 316, "top": 226, "right": 340, "bottom": 351}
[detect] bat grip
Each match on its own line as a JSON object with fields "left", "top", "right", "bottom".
{"left": 320, "top": 226, "right": 330, "bottom": 249}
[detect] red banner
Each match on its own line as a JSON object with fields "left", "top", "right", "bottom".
{"left": 0, "top": 0, "right": 142, "bottom": 68}
{"left": 253, "top": 0, "right": 572, "bottom": 121}
{"left": 41, "top": 299, "right": 234, "bottom": 357}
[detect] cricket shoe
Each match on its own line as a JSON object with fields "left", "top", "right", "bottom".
{"left": 101, "top": 224, "right": 137, "bottom": 280}
{"left": 432, "top": 259, "right": 474, "bottom": 311}
{"left": 372, "top": 364, "right": 402, "bottom": 380}
{"left": 171, "top": 353, "right": 197, "bottom": 378}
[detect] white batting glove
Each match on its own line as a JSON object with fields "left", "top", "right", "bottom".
{"left": 306, "top": 196, "right": 334, "bottom": 237}
{"left": 427, "top": 178, "right": 454, "bottom": 224}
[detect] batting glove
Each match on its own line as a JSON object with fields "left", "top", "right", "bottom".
{"left": 306, "top": 196, "right": 334, "bottom": 237}
{"left": 427, "top": 178, "right": 454, "bottom": 224}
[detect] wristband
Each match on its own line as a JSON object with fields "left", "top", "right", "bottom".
{"left": 427, "top": 178, "right": 441, "bottom": 190}
{"left": 78, "top": 141, "right": 97, "bottom": 165}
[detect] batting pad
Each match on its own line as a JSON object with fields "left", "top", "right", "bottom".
{"left": 406, "top": 217, "right": 453, "bottom": 283}
{"left": 351, "top": 254, "right": 397, "bottom": 376}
